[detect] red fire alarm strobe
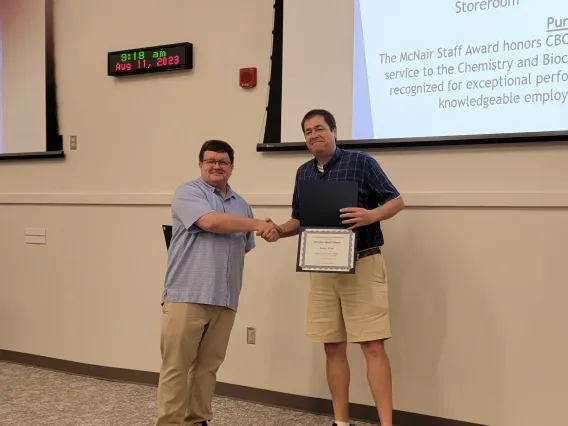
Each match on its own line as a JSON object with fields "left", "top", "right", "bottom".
{"left": 239, "top": 67, "right": 257, "bottom": 88}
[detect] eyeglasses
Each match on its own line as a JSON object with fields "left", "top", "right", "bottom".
{"left": 202, "top": 159, "right": 231, "bottom": 168}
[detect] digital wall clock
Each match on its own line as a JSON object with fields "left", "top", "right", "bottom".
{"left": 107, "top": 42, "right": 193, "bottom": 77}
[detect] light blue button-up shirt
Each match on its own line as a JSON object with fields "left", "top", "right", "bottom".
{"left": 161, "top": 178, "right": 255, "bottom": 311}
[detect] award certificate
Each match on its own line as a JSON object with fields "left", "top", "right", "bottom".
{"left": 297, "top": 228, "right": 356, "bottom": 273}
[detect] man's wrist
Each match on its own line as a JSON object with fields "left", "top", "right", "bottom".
{"left": 371, "top": 207, "right": 382, "bottom": 223}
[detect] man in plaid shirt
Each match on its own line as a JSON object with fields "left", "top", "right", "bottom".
{"left": 262, "top": 109, "right": 404, "bottom": 426}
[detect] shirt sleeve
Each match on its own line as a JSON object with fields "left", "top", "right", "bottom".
{"left": 245, "top": 205, "right": 256, "bottom": 252}
{"left": 291, "top": 169, "right": 301, "bottom": 220}
{"left": 365, "top": 155, "right": 401, "bottom": 205}
{"left": 171, "top": 183, "right": 214, "bottom": 231}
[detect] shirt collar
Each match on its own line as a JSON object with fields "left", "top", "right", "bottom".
{"left": 199, "top": 177, "right": 235, "bottom": 199}
{"left": 313, "top": 147, "right": 343, "bottom": 172}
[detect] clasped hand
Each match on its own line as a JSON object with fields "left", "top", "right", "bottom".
{"left": 257, "top": 217, "right": 282, "bottom": 242}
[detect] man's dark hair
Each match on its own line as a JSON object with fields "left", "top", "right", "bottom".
{"left": 301, "top": 109, "right": 337, "bottom": 133}
{"left": 199, "top": 139, "right": 234, "bottom": 164}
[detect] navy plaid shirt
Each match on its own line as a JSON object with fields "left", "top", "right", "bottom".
{"left": 292, "top": 148, "right": 400, "bottom": 251}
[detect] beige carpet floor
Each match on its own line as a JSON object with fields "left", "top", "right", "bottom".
{"left": 0, "top": 361, "right": 377, "bottom": 426}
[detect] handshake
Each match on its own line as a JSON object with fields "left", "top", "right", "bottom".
{"left": 254, "top": 217, "right": 282, "bottom": 243}
{"left": 250, "top": 206, "right": 377, "bottom": 243}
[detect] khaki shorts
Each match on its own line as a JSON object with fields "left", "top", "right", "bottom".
{"left": 306, "top": 253, "right": 391, "bottom": 343}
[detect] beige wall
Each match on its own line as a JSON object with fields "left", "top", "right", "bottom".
{"left": 0, "top": 1, "right": 567, "bottom": 425}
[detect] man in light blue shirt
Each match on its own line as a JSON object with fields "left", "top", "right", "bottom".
{"left": 155, "top": 140, "right": 275, "bottom": 426}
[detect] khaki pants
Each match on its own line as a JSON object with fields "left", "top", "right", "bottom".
{"left": 307, "top": 253, "right": 391, "bottom": 343}
{"left": 155, "top": 302, "right": 236, "bottom": 426}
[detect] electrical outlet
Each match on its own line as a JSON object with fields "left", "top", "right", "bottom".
{"left": 70, "top": 135, "right": 77, "bottom": 150}
{"left": 246, "top": 327, "right": 256, "bottom": 344}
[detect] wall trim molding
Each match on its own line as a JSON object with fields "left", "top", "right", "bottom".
{"left": 0, "top": 349, "right": 486, "bottom": 426}
{"left": 1, "top": 191, "right": 568, "bottom": 208}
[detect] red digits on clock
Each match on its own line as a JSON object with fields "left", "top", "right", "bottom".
{"left": 156, "top": 56, "right": 180, "bottom": 66}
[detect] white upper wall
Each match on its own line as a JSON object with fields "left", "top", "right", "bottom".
{"left": 0, "top": 0, "right": 566, "bottom": 200}
{"left": 0, "top": 0, "right": 46, "bottom": 154}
